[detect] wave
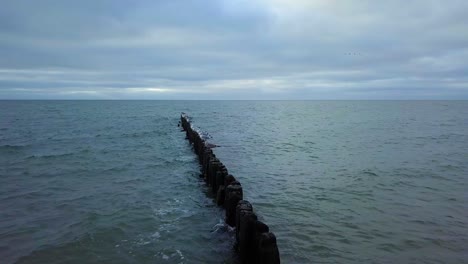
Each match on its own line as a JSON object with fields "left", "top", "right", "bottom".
{"left": 120, "top": 130, "right": 168, "bottom": 139}
{"left": 0, "top": 144, "right": 30, "bottom": 151}
{"left": 26, "top": 152, "right": 75, "bottom": 160}
{"left": 14, "top": 226, "right": 128, "bottom": 264}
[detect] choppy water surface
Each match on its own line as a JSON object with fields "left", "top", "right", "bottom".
{"left": 1, "top": 101, "right": 467, "bottom": 263}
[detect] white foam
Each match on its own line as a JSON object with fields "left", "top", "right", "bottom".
{"left": 211, "top": 218, "right": 228, "bottom": 233}
{"left": 151, "top": 231, "right": 161, "bottom": 239}
{"left": 176, "top": 249, "right": 184, "bottom": 259}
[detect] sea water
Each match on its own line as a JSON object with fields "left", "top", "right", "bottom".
{"left": 1, "top": 101, "right": 467, "bottom": 263}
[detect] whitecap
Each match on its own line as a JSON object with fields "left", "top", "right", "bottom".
{"left": 151, "top": 231, "right": 161, "bottom": 239}
{"left": 176, "top": 249, "right": 184, "bottom": 259}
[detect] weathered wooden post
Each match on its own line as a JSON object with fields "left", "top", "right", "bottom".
{"left": 216, "top": 185, "right": 225, "bottom": 206}
{"left": 215, "top": 169, "right": 226, "bottom": 195}
{"left": 225, "top": 183, "right": 243, "bottom": 226}
{"left": 236, "top": 200, "right": 253, "bottom": 242}
{"left": 239, "top": 211, "right": 258, "bottom": 263}
{"left": 257, "top": 232, "right": 280, "bottom": 264}
{"left": 208, "top": 159, "right": 220, "bottom": 185}
{"left": 224, "top": 174, "right": 237, "bottom": 188}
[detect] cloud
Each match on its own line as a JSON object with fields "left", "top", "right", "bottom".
{"left": 0, "top": 0, "right": 467, "bottom": 99}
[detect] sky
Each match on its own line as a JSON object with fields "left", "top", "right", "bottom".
{"left": 0, "top": 0, "right": 467, "bottom": 99}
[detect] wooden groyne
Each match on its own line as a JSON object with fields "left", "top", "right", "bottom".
{"left": 180, "top": 113, "right": 280, "bottom": 264}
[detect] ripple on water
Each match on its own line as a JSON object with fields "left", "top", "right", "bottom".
{"left": 2, "top": 101, "right": 467, "bottom": 264}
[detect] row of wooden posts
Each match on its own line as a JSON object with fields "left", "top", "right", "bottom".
{"left": 180, "top": 113, "right": 280, "bottom": 264}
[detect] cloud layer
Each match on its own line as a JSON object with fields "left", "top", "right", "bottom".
{"left": 1, "top": 0, "right": 467, "bottom": 99}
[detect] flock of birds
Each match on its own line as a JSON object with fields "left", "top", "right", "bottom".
{"left": 344, "top": 52, "right": 364, "bottom": 56}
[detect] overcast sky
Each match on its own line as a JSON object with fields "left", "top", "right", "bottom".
{"left": 1, "top": 0, "right": 467, "bottom": 99}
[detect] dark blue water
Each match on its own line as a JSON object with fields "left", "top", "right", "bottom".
{"left": 1, "top": 101, "right": 467, "bottom": 263}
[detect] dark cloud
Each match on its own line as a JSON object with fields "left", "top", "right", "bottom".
{"left": 0, "top": 0, "right": 467, "bottom": 99}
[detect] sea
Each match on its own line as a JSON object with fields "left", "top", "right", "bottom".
{"left": 1, "top": 100, "right": 467, "bottom": 263}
